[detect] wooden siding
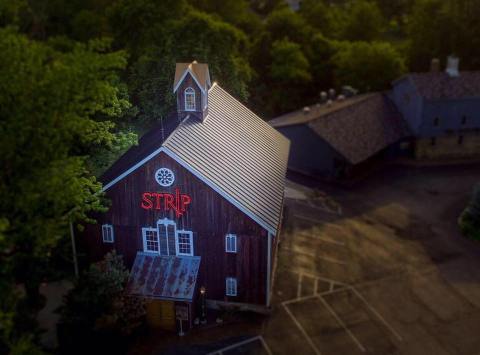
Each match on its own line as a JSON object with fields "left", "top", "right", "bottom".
{"left": 176, "top": 73, "right": 203, "bottom": 121}
{"left": 82, "top": 152, "right": 269, "bottom": 305}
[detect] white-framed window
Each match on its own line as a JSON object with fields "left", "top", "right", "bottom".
{"left": 225, "top": 234, "right": 237, "bottom": 253}
{"left": 226, "top": 277, "right": 237, "bottom": 296}
{"left": 184, "top": 87, "right": 196, "bottom": 111}
{"left": 142, "top": 219, "right": 194, "bottom": 256}
{"left": 102, "top": 224, "right": 114, "bottom": 243}
{"left": 176, "top": 230, "right": 193, "bottom": 256}
{"left": 142, "top": 227, "right": 159, "bottom": 253}
{"left": 157, "top": 218, "right": 176, "bottom": 256}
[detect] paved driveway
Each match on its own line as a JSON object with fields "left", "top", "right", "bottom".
{"left": 261, "top": 164, "right": 480, "bottom": 355}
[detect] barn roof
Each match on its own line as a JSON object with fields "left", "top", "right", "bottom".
{"left": 400, "top": 71, "right": 480, "bottom": 100}
{"left": 101, "top": 83, "right": 290, "bottom": 235}
{"left": 127, "top": 252, "right": 201, "bottom": 301}
{"left": 271, "top": 93, "right": 409, "bottom": 165}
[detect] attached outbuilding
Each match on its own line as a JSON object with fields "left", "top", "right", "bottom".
{"left": 270, "top": 93, "right": 409, "bottom": 179}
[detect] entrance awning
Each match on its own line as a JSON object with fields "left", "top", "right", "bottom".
{"left": 127, "top": 252, "right": 201, "bottom": 302}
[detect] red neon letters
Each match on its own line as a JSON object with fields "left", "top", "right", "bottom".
{"left": 141, "top": 188, "right": 192, "bottom": 217}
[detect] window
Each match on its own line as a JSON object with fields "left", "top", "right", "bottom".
{"left": 462, "top": 115, "right": 467, "bottom": 125}
{"left": 433, "top": 117, "right": 440, "bottom": 126}
{"left": 157, "top": 218, "right": 176, "bottom": 255}
{"left": 430, "top": 137, "right": 436, "bottom": 146}
{"left": 226, "top": 277, "right": 237, "bottom": 296}
{"left": 225, "top": 234, "right": 237, "bottom": 253}
{"left": 142, "top": 219, "right": 194, "bottom": 256}
{"left": 176, "top": 230, "right": 193, "bottom": 256}
{"left": 102, "top": 224, "right": 114, "bottom": 243}
{"left": 142, "top": 228, "right": 159, "bottom": 253}
{"left": 458, "top": 135, "right": 464, "bottom": 145}
{"left": 184, "top": 87, "right": 196, "bottom": 111}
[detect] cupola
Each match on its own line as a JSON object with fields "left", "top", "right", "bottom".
{"left": 173, "top": 61, "right": 211, "bottom": 122}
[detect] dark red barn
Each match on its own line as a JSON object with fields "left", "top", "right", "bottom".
{"left": 82, "top": 62, "right": 290, "bottom": 330}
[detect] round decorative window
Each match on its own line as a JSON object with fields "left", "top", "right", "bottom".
{"left": 155, "top": 168, "right": 175, "bottom": 187}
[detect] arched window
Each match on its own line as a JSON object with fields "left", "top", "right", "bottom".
{"left": 184, "top": 87, "right": 196, "bottom": 111}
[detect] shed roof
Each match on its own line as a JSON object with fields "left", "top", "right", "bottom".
{"left": 269, "top": 94, "right": 374, "bottom": 128}
{"left": 402, "top": 71, "right": 480, "bottom": 100}
{"left": 308, "top": 93, "right": 409, "bottom": 164}
{"left": 271, "top": 93, "right": 409, "bottom": 165}
{"left": 101, "top": 83, "right": 290, "bottom": 235}
{"left": 127, "top": 252, "right": 201, "bottom": 301}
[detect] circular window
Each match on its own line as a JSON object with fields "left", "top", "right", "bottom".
{"left": 155, "top": 168, "right": 175, "bottom": 187}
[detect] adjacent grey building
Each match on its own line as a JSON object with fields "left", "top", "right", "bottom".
{"left": 271, "top": 58, "right": 480, "bottom": 178}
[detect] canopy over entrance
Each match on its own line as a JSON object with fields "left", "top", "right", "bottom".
{"left": 127, "top": 252, "right": 201, "bottom": 302}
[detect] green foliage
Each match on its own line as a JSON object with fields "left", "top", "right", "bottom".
{"left": 172, "top": 10, "right": 252, "bottom": 100}
{"left": 408, "top": 0, "right": 480, "bottom": 70}
{"left": 332, "top": 41, "right": 406, "bottom": 92}
{"left": 459, "top": 184, "right": 480, "bottom": 241}
{"left": 341, "top": 1, "right": 384, "bottom": 41}
{"left": 265, "top": 7, "right": 312, "bottom": 45}
{"left": 122, "top": 6, "right": 252, "bottom": 125}
{"left": 298, "top": 0, "right": 339, "bottom": 36}
{"left": 0, "top": 28, "right": 135, "bottom": 351}
{"left": 60, "top": 252, "right": 144, "bottom": 336}
{"left": 270, "top": 39, "right": 311, "bottom": 84}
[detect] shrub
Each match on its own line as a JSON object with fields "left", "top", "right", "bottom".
{"left": 58, "top": 252, "right": 145, "bottom": 353}
{"left": 459, "top": 184, "right": 480, "bottom": 241}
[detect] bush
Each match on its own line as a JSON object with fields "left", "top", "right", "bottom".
{"left": 459, "top": 184, "right": 480, "bottom": 241}
{"left": 58, "top": 252, "right": 145, "bottom": 354}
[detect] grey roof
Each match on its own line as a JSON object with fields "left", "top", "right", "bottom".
{"left": 400, "top": 71, "right": 480, "bottom": 100}
{"left": 307, "top": 93, "right": 409, "bottom": 164}
{"left": 102, "top": 83, "right": 290, "bottom": 235}
{"left": 174, "top": 62, "right": 211, "bottom": 92}
{"left": 163, "top": 83, "right": 290, "bottom": 234}
{"left": 270, "top": 93, "right": 409, "bottom": 165}
{"left": 269, "top": 94, "right": 374, "bottom": 128}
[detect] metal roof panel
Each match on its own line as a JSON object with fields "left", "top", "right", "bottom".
{"left": 127, "top": 252, "right": 201, "bottom": 301}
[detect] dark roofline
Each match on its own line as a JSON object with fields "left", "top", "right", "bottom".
{"left": 269, "top": 93, "right": 377, "bottom": 128}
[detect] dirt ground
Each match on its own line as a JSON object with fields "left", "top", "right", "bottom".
{"left": 133, "top": 163, "right": 480, "bottom": 355}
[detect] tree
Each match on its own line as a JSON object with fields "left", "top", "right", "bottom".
{"left": 332, "top": 41, "right": 406, "bottom": 92}
{"left": 408, "top": 0, "right": 480, "bottom": 71}
{"left": 306, "top": 33, "right": 336, "bottom": 93}
{"left": 107, "top": 0, "right": 186, "bottom": 56}
{"left": 0, "top": 28, "right": 133, "bottom": 351}
{"left": 59, "top": 252, "right": 144, "bottom": 353}
{"left": 268, "top": 39, "right": 312, "bottom": 114}
{"left": 341, "top": 1, "right": 384, "bottom": 41}
{"left": 298, "top": 0, "right": 344, "bottom": 37}
{"left": 407, "top": 0, "right": 456, "bottom": 71}
{"left": 124, "top": 8, "right": 252, "bottom": 126}
{"left": 265, "top": 7, "right": 312, "bottom": 45}
{"left": 188, "top": 0, "right": 262, "bottom": 35}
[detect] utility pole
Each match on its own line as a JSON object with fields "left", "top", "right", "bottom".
{"left": 69, "top": 219, "right": 79, "bottom": 278}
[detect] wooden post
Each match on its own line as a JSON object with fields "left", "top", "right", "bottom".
{"left": 69, "top": 219, "right": 79, "bottom": 278}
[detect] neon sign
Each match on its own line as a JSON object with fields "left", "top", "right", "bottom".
{"left": 141, "top": 188, "right": 192, "bottom": 217}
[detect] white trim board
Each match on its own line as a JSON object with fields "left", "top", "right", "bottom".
{"left": 173, "top": 68, "right": 206, "bottom": 94}
{"left": 101, "top": 146, "right": 276, "bottom": 236}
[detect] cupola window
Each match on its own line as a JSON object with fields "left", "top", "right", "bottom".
{"left": 185, "top": 87, "right": 196, "bottom": 111}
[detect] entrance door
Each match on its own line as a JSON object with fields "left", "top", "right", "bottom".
{"left": 145, "top": 300, "right": 176, "bottom": 331}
